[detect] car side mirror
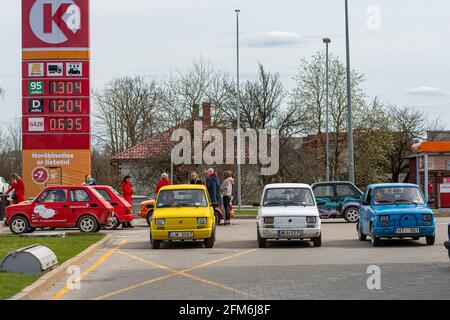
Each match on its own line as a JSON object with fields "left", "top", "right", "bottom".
{"left": 252, "top": 202, "right": 260, "bottom": 207}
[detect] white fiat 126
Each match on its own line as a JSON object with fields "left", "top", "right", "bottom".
{"left": 254, "top": 183, "right": 322, "bottom": 248}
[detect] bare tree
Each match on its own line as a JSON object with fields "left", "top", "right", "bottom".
{"left": 93, "top": 76, "right": 165, "bottom": 155}
{"left": 354, "top": 98, "right": 393, "bottom": 186}
{"left": 290, "top": 51, "right": 365, "bottom": 180}
{"left": 387, "top": 105, "right": 427, "bottom": 182}
{"left": 0, "top": 119, "right": 22, "bottom": 179}
{"left": 162, "top": 57, "right": 231, "bottom": 128}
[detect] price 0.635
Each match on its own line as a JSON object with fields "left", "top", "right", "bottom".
{"left": 49, "top": 118, "right": 83, "bottom": 132}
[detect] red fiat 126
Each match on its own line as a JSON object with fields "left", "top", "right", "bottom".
{"left": 92, "top": 185, "right": 134, "bottom": 230}
{"left": 4, "top": 186, "right": 114, "bottom": 234}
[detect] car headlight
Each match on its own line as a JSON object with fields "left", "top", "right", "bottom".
{"left": 422, "top": 214, "right": 433, "bottom": 221}
{"left": 264, "top": 217, "right": 274, "bottom": 224}
{"left": 306, "top": 216, "right": 317, "bottom": 224}
{"left": 197, "top": 217, "right": 207, "bottom": 224}
{"left": 155, "top": 218, "right": 165, "bottom": 226}
{"left": 379, "top": 215, "right": 390, "bottom": 222}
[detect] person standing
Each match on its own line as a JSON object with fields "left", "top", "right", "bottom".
{"left": 205, "top": 168, "right": 223, "bottom": 223}
{"left": 190, "top": 171, "right": 202, "bottom": 185}
{"left": 155, "top": 173, "right": 172, "bottom": 195}
{"left": 7, "top": 173, "right": 25, "bottom": 205}
{"left": 221, "top": 171, "right": 234, "bottom": 226}
{"left": 82, "top": 174, "right": 96, "bottom": 186}
{"left": 121, "top": 176, "right": 134, "bottom": 228}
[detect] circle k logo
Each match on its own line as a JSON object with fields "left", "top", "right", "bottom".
{"left": 29, "top": 0, "right": 82, "bottom": 44}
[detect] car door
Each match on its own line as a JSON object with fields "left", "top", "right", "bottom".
{"left": 313, "top": 184, "right": 337, "bottom": 218}
{"left": 335, "top": 183, "right": 362, "bottom": 216}
{"left": 360, "top": 188, "right": 372, "bottom": 234}
{"left": 69, "top": 188, "right": 95, "bottom": 224}
{"left": 31, "top": 188, "right": 69, "bottom": 226}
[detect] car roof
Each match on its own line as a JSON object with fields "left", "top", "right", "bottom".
{"left": 160, "top": 184, "right": 207, "bottom": 191}
{"left": 366, "top": 183, "right": 420, "bottom": 189}
{"left": 263, "top": 183, "right": 312, "bottom": 190}
{"left": 311, "top": 181, "right": 356, "bottom": 186}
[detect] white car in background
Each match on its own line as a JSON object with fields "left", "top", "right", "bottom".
{"left": 254, "top": 183, "right": 322, "bottom": 248}
{"left": 0, "top": 177, "right": 9, "bottom": 194}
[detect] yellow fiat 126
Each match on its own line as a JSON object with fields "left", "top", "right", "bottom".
{"left": 150, "top": 184, "right": 216, "bottom": 249}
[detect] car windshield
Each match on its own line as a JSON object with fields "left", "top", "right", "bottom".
{"left": 156, "top": 189, "right": 208, "bottom": 208}
{"left": 373, "top": 187, "right": 424, "bottom": 205}
{"left": 263, "top": 188, "right": 315, "bottom": 207}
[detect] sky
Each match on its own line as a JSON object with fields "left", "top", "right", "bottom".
{"left": 1, "top": 0, "right": 449, "bottom": 127}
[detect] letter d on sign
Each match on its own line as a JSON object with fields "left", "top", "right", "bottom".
{"left": 366, "top": 265, "right": 381, "bottom": 290}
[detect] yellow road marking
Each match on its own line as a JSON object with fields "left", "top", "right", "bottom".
{"left": 94, "top": 249, "right": 257, "bottom": 300}
{"left": 117, "top": 250, "right": 261, "bottom": 299}
{"left": 51, "top": 240, "right": 127, "bottom": 300}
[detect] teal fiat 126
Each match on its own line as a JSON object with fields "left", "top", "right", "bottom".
{"left": 357, "top": 183, "right": 435, "bottom": 247}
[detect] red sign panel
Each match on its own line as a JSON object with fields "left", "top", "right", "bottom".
{"left": 23, "top": 115, "right": 90, "bottom": 134}
{"left": 23, "top": 79, "right": 89, "bottom": 97}
{"left": 23, "top": 98, "right": 90, "bottom": 115}
{"left": 22, "top": 0, "right": 89, "bottom": 49}
{"left": 22, "top": 61, "right": 89, "bottom": 78}
{"left": 23, "top": 134, "right": 90, "bottom": 149}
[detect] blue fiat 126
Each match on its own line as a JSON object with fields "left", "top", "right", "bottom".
{"left": 357, "top": 183, "right": 435, "bottom": 247}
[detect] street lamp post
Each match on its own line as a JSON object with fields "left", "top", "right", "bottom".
{"left": 345, "top": 0, "right": 355, "bottom": 183}
{"left": 323, "top": 38, "right": 331, "bottom": 182}
{"left": 235, "top": 9, "right": 242, "bottom": 210}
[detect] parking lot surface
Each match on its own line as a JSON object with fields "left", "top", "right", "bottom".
{"left": 31, "top": 218, "right": 450, "bottom": 300}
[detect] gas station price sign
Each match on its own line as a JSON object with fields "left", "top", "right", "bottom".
{"left": 23, "top": 98, "right": 90, "bottom": 115}
{"left": 23, "top": 116, "right": 90, "bottom": 134}
{"left": 23, "top": 79, "right": 89, "bottom": 97}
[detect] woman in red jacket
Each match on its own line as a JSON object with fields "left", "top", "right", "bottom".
{"left": 121, "top": 175, "right": 134, "bottom": 228}
{"left": 155, "top": 173, "right": 172, "bottom": 195}
{"left": 7, "top": 173, "right": 25, "bottom": 205}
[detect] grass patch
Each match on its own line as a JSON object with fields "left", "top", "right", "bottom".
{"left": 0, "top": 233, "right": 105, "bottom": 300}
{"left": 234, "top": 210, "right": 257, "bottom": 216}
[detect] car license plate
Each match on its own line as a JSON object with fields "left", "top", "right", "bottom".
{"left": 168, "top": 232, "right": 194, "bottom": 238}
{"left": 396, "top": 228, "right": 420, "bottom": 234}
{"left": 278, "top": 230, "right": 304, "bottom": 237}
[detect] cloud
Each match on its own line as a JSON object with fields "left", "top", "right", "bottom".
{"left": 242, "top": 31, "right": 309, "bottom": 48}
{"left": 405, "top": 86, "right": 448, "bottom": 97}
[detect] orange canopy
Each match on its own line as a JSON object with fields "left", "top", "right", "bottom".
{"left": 412, "top": 141, "right": 450, "bottom": 153}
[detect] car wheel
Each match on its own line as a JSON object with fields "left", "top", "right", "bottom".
{"left": 78, "top": 216, "right": 99, "bottom": 233}
{"left": 104, "top": 216, "right": 119, "bottom": 230}
{"left": 357, "top": 223, "right": 367, "bottom": 241}
{"left": 344, "top": 207, "right": 359, "bottom": 223}
{"left": 150, "top": 236, "right": 161, "bottom": 249}
{"left": 370, "top": 224, "right": 381, "bottom": 247}
{"left": 146, "top": 211, "right": 153, "bottom": 226}
{"left": 10, "top": 216, "right": 29, "bottom": 235}
{"left": 312, "top": 234, "right": 322, "bottom": 247}
{"left": 257, "top": 228, "right": 267, "bottom": 248}
{"left": 426, "top": 236, "right": 435, "bottom": 246}
{"left": 204, "top": 228, "right": 216, "bottom": 248}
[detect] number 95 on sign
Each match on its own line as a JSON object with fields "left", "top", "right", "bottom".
{"left": 28, "top": 81, "right": 44, "bottom": 95}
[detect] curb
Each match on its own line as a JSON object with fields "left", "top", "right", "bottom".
{"left": 9, "top": 233, "right": 113, "bottom": 300}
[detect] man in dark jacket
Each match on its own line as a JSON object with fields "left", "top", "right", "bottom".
{"left": 205, "top": 168, "right": 222, "bottom": 206}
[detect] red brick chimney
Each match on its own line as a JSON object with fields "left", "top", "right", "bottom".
{"left": 202, "top": 102, "right": 212, "bottom": 125}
